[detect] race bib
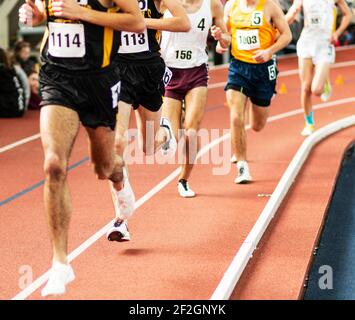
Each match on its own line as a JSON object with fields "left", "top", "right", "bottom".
{"left": 138, "top": 0, "right": 148, "bottom": 11}
{"left": 307, "top": 12, "right": 323, "bottom": 27}
{"left": 111, "top": 81, "right": 121, "bottom": 109}
{"left": 48, "top": 22, "right": 85, "bottom": 58}
{"left": 268, "top": 64, "right": 276, "bottom": 81}
{"left": 162, "top": 67, "right": 173, "bottom": 86}
{"left": 173, "top": 47, "right": 197, "bottom": 65}
{"left": 251, "top": 11, "right": 263, "bottom": 26}
{"left": 236, "top": 29, "right": 260, "bottom": 50}
{"left": 118, "top": 30, "right": 149, "bottom": 53}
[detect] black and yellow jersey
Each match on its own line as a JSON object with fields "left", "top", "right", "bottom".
{"left": 41, "top": 0, "right": 120, "bottom": 71}
{"left": 117, "top": 0, "right": 163, "bottom": 62}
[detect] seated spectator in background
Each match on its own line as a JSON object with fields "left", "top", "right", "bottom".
{"left": 0, "top": 47, "right": 27, "bottom": 118}
{"left": 13, "top": 41, "right": 36, "bottom": 75}
{"left": 28, "top": 70, "right": 42, "bottom": 110}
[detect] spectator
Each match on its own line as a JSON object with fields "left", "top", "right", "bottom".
{"left": 28, "top": 70, "right": 42, "bottom": 110}
{"left": 13, "top": 40, "right": 36, "bottom": 76}
{"left": 0, "top": 47, "right": 27, "bottom": 118}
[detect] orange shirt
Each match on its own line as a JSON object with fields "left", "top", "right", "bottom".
{"left": 229, "top": 0, "right": 276, "bottom": 63}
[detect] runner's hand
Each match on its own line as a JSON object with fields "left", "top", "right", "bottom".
{"left": 19, "top": 0, "right": 43, "bottom": 26}
{"left": 211, "top": 25, "right": 223, "bottom": 41}
{"left": 52, "top": 0, "right": 83, "bottom": 20}
{"left": 253, "top": 49, "right": 272, "bottom": 63}
{"left": 330, "top": 32, "right": 339, "bottom": 45}
{"left": 216, "top": 41, "right": 228, "bottom": 55}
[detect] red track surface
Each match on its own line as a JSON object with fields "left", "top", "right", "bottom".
{"left": 0, "top": 48, "right": 354, "bottom": 300}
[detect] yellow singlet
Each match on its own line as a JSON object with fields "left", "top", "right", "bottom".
{"left": 229, "top": 0, "right": 277, "bottom": 64}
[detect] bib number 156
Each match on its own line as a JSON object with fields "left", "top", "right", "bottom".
{"left": 175, "top": 50, "right": 192, "bottom": 60}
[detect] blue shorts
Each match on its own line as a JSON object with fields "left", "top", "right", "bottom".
{"left": 224, "top": 58, "right": 278, "bottom": 107}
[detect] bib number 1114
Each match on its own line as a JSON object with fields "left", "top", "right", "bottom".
{"left": 48, "top": 22, "right": 85, "bottom": 58}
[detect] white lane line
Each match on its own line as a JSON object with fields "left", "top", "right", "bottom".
{"left": 11, "top": 97, "right": 355, "bottom": 300}
{"left": 211, "top": 114, "right": 355, "bottom": 300}
{"left": 0, "top": 134, "right": 41, "bottom": 154}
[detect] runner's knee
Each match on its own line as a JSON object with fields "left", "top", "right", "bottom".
{"left": 44, "top": 154, "right": 67, "bottom": 182}
{"left": 251, "top": 120, "right": 266, "bottom": 132}
{"left": 302, "top": 82, "right": 312, "bottom": 94}
{"left": 311, "top": 84, "right": 323, "bottom": 97}
{"left": 185, "top": 120, "right": 200, "bottom": 132}
{"left": 230, "top": 110, "right": 245, "bottom": 128}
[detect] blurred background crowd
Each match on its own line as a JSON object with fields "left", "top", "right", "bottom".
{"left": 0, "top": 0, "right": 354, "bottom": 118}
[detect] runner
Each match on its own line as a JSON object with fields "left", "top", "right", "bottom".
{"left": 286, "top": 0, "right": 352, "bottom": 136}
{"left": 217, "top": 0, "right": 282, "bottom": 165}
{"left": 106, "top": 0, "right": 190, "bottom": 241}
{"left": 19, "top": 0, "right": 144, "bottom": 296}
{"left": 159, "top": 0, "right": 230, "bottom": 198}
{"left": 223, "top": 0, "right": 291, "bottom": 184}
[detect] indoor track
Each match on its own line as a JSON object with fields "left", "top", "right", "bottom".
{"left": 1, "top": 47, "right": 355, "bottom": 300}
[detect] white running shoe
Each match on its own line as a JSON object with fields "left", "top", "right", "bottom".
{"left": 106, "top": 219, "right": 131, "bottom": 242}
{"left": 321, "top": 80, "right": 332, "bottom": 102}
{"left": 41, "top": 261, "right": 75, "bottom": 297}
{"left": 111, "top": 169, "right": 135, "bottom": 220}
{"left": 160, "top": 117, "right": 177, "bottom": 158}
{"left": 301, "top": 124, "right": 315, "bottom": 136}
{"left": 178, "top": 179, "right": 196, "bottom": 198}
{"left": 230, "top": 154, "right": 238, "bottom": 163}
{"left": 234, "top": 161, "right": 252, "bottom": 184}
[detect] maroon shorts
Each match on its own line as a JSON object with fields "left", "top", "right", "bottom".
{"left": 164, "top": 64, "right": 209, "bottom": 101}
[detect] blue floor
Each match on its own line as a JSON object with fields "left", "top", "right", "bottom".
{"left": 304, "top": 142, "right": 355, "bottom": 300}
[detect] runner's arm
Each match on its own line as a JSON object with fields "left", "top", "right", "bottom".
{"left": 332, "top": 0, "right": 352, "bottom": 42}
{"left": 144, "top": 0, "right": 190, "bottom": 32}
{"left": 51, "top": 0, "right": 145, "bottom": 33}
{"left": 285, "top": 0, "right": 302, "bottom": 25}
{"left": 216, "top": 0, "right": 234, "bottom": 54}
{"left": 253, "top": 1, "right": 292, "bottom": 63}
{"left": 268, "top": 1, "right": 292, "bottom": 55}
{"left": 211, "top": 0, "right": 231, "bottom": 49}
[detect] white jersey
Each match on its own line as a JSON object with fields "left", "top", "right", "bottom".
{"left": 300, "top": 0, "right": 336, "bottom": 41}
{"left": 161, "top": 0, "right": 213, "bottom": 69}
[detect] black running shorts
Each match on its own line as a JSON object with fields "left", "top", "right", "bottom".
{"left": 117, "top": 57, "right": 166, "bottom": 112}
{"left": 40, "top": 64, "right": 121, "bottom": 130}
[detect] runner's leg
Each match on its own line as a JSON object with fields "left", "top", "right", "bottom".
{"left": 179, "top": 87, "right": 207, "bottom": 181}
{"left": 41, "top": 105, "right": 80, "bottom": 264}
{"left": 227, "top": 89, "right": 248, "bottom": 162}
